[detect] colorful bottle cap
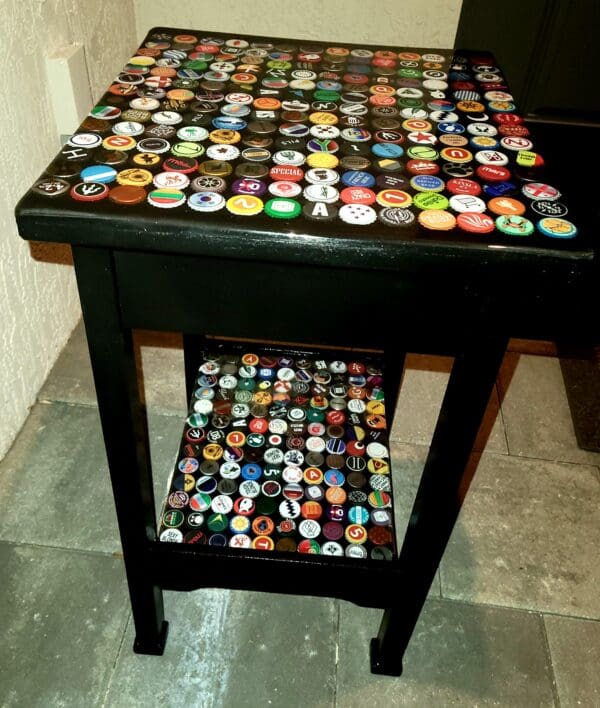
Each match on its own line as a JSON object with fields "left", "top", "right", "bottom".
{"left": 536, "top": 217, "right": 578, "bottom": 239}
{"left": 456, "top": 212, "right": 495, "bottom": 234}
{"left": 446, "top": 177, "right": 481, "bottom": 195}
{"left": 264, "top": 198, "right": 302, "bottom": 219}
{"left": 448, "top": 194, "right": 486, "bottom": 213}
{"left": 495, "top": 215, "right": 534, "bottom": 236}
{"left": 187, "top": 191, "right": 226, "bottom": 212}
{"left": 487, "top": 197, "right": 526, "bottom": 216}
{"left": 340, "top": 187, "right": 376, "bottom": 205}
{"left": 378, "top": 207, "right": 415, "bottom": 227}
{"left": 345, "top": 523, "right": 368, "bottom": 544}
{"left": 410, "top": 175, "right": 445, "bottom": 193}
{"left": 338, "top": 203, "right": 377, "bottom": 225}
{"left": 226, "top": 195, "right": 264, "bottom": 215}
{"left": 80, "top": 165, "right": 117, "bottom": 183}
{"left": 116, "top": 168, "right": 153, "bottom": 186}
{"left": 70, "top": 182, "right": 109, "bottom": 201}
{"left": 102, "top": 135, "right": 137, "bottom": 151}
{"left": 418, "top": 209, "right": 456, "bottom": 230}
{"left": 440, "top": 147, "right": 472, "bottom": 163}
{"left": 530, "top": 200, "right": 568, "bottom": 218}
{"left": 376, "top": 189, "right": 412, "bottom": 208}
{"left": 521, "top": 182, "right": 561, "bottom": 201}
{"left": 108, "top": 185, "right": 147, "bottom": 204}
{"left": 413, "top": 192, "right": 449, "bottom": 210}
{"left": 147, "top": 188, "right": 186, "bottom": 208}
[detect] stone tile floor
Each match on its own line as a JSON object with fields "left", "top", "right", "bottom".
{"left": 1, "top": 322, "right": 599, "bottom": 707}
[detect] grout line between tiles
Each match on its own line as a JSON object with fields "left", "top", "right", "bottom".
{"left": 539, "top": 612, "right": 562, "bottom": 708}
{"left": 434, "top": 592, "right": 600, "bottom": 624}
{"left": 502, "top": 451, "right": 600, "bottom": 468}
{"left": 37, "top": 396, "right": 187, "bottom": 419}
{"left": 37, "top": 397, "right": 98, "bottom": 408}
{"left": 435, "top": 569, "right": 443, "bottom": 598}
{"left": 495, "top": 382, "right": 511, "bottom": 456}
{"left": 333, "top": 600, "right": 340, "bottom": 708}
{"left": 101, "top": 612, "right": 132, "bottom": 708}
{"left": 0, "top": 537, "right": 121, "bottom": 559}
{"left": 389, "top": 432, "right": 512, "bottom": 456}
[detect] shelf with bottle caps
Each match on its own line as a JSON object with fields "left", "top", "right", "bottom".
{"left": 158, "top": 342, "right": 397, "bottom": 564}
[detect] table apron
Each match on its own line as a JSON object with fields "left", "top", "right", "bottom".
{"left": 115, "top": 250, "right": 507, "bottom": 353}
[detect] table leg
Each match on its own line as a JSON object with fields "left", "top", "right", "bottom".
{"left": 370, "top": 336, "right": 508, "bottom": 675}
{"left": 183, "top": 334, "right": 209, "bottom": 400}
{"left": 384, "top": 348, "right": 406, "bottom": 429}
{"left": 72, "top": 246, "right": 168, "bottom": 655}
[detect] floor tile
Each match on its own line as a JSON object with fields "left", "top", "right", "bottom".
{"left": 105, "top": 590, "right": 336, "bottom": 708}
{"left": 498, "top": 352, "right": 600, "bottom": 465}
{"left": 0, "top": 402, "right": 183, "bottom": 554}
{"left": 39, "top": 321, "right": 187, "bottom": 416}
{"left": 137, "top": 331, "right": 186, "bottom": 417}
{"left": 544, "top": 614, "right": 600, "bottom": 707}
{"left": 0, "top": 542, "right": 128, "bottom": 708}
{"left": 337, "top": 598, "right": 555, "bottom": 707}
{"left": 38, "top": 320, "right": 97, "bottom": 406}
{"left": 440, "top": 452, "right": 600, "bottom": 618}
{"left": 391, "top": 355, "right": 508, "bottom": 454}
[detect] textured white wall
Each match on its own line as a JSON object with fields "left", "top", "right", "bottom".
{"left": 134, "top": 0, "right": 462, "bottom": 47}
{"left": 1, "top": 0, "right": 461, "bottom": 459}
{"left": 0, "top": 0, "right": 137, "bottom": 459}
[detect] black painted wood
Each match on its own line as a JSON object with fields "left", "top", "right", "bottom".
{"left": 149, "top": 541, "right": 401, "bottom": 607}
{"left": 183, "top": 334, "right": 209, "bottom": 400}
{"left": 113, "top": 250, "right": 595, "bottom": 348}
{"left": 72, "top": 246, "right": 168, "bottom": 654}
{"left": 559, "top": 345, "right": 600, "bottom": 452}
{"left": 371, "top": 334, "right": 508, "bottom": 674}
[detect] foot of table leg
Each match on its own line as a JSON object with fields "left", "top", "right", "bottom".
{"left": 369, "top": 608, "right": 404, "bottom": 676}
{"left": 370, "top": 639, "right": 404, "bottom": 676}
{"left": 133, "top": 620, "right": 169, "bottom": 656}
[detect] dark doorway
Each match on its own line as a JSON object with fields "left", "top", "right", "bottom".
{"left": 456, "top": 0, "right": 600, "bottom": 452}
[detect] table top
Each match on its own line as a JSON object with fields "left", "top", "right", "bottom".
{"left": 15, "top": 26, "right": 595, "bottom": 274}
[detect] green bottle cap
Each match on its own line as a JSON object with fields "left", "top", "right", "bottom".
{"left": 184, "top": 60, "right": 208, "bottom": 71}
{"left": 495, "top": 215, "right": 534, "bottom": 236}
{"left": 313, "top": 89, "right": 341, "bottom": 102}
{"left": 171, "top": 141, "right": 204, "bottom": 158}
{"left": 207, "top": 513, "right": 229, "bottom": 532}
{"left": 413, "top": 192, "right": 449, "bottom": 211}
{"left": 264, "top": 198, "right": 302, "bottom": 219}
{"left": 398, "top": 97, "right": 424, "bottom": 108}
{"left": 406, "top": 146, "right": 438, "bottom": 160}
{"left": 237, "top": 378, "right": 256, "bottom": 391}
{"left": 398, "top": 68, "right": 422, "bottom": 79}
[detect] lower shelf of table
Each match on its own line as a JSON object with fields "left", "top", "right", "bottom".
{"left": 158, "top": 341, "right": 398, "bottom": 566}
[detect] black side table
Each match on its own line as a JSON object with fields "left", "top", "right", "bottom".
{"left": 15, "top": 27, "right": 595, "bottom": 676}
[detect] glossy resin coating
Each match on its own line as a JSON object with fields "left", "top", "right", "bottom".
{"left": 16, "top": 27, "right": 593, "bottom": 271}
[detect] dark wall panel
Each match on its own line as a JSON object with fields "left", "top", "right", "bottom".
{"left": 455, "top": 0, "right": 600, "bottom": 121}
